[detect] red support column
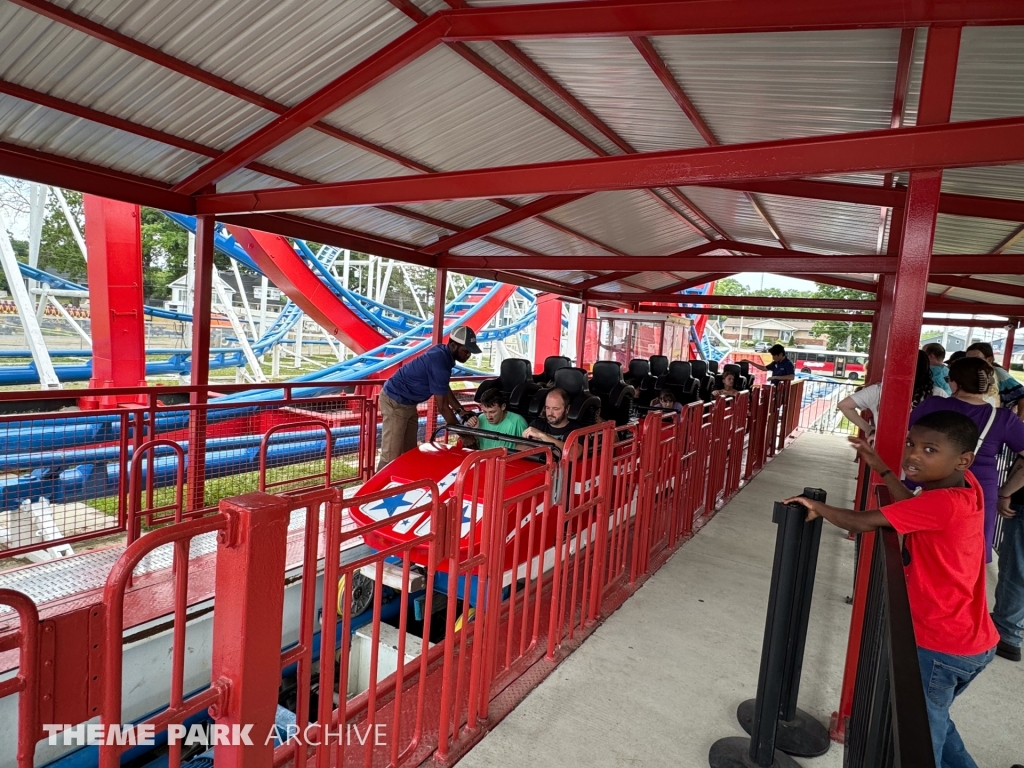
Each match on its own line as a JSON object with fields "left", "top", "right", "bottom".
{"left": 187, "top": 215, "right": 216, "bottom": 511}
{"left": 533, "top": 293, "right": 563, "bottom": 373}
{"left": 425, "top": 268, "right": 447, "bottom": 435}
{"left": 211, "top": 493, "right": 291, "bottom": 768}
{"left": 833, "top": 26, "right": 961, "bottom": 744}
{"left": 1004, "top": 324, "right": 1016, "bottom": 370}
{"left": 81, "top": 195, "right": 146, "bottom": 407}
{"left": 575, "top": 301, "right": 589, "bottom": 368}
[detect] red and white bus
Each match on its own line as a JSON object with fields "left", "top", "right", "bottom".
{"left": 791, "top": 349, "right": 867, "bottom": 379}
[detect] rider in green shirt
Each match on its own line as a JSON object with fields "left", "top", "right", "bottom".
{"left": 466, "top": 388, "right": 527, "bottom": 450}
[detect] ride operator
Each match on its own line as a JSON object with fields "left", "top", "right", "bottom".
{"left": 377, "top": 325, "right": 481, "bottom": 470}
{"left": 748, "top": 343, "right": 796, "bottom": 382}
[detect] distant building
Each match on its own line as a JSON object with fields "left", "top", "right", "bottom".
{"left": 719, "top": 317, "right": 822, "bottom": 348}
{"left": 165, "top": 272, "right": 285, "bottom": 314}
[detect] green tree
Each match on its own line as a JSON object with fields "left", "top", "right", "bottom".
{"left": 712, "top": 277, "right": 748, "bottom": 297}
{"left": 38, "top": 190, "right": 87, "bottom": 282}
{"left": 809, "top": 284, "right": 874, "bottom": 350}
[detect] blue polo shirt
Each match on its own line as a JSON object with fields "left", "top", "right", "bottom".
{"left": 767, "top": 357, "right": 795, "bottom": 378}
{"left": 383, "top": 344, "right": 456, "bottom": 405}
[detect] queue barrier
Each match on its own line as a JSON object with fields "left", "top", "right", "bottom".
{"left": 0, "top": 380, "right": 805, "bottom": 768}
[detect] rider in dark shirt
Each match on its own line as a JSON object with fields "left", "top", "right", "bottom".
{"left": 523, "top": 388, "right": 580, "bottom": 455}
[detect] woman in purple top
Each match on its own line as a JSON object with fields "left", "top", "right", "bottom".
{"left": 910, "top": 356, "right": 1024, "bottom": 560}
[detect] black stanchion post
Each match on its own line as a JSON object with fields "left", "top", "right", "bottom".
{"left": 736, "top": 488, "right": 831, "bottom": 757}
{"left": 708, "top": 499, "right": 807, "bottom": 768}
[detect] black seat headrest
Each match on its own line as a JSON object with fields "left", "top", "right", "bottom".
{"left": 690, "top": 359, "right": 709, "bottom": 378}
{"left": 498, "top": 358, "right": 532, "bottom": 390}
{"left": 553, "top": 367, "right": 589, "bottom": 397}
{"left": 738, "top": 360, "right": 751, "bottom": 375}
{"left": 543, "top": 355, "right": 571, "bottom": 381}
{"left": 591, "top": 361, "right": 623, "bottom": 392}
{"left": 649, "top": 355, "right": 669, "bottom": 377}
{"left": 627, "top": 358, "right": 649, "bottom": 380}
{"left": 708, "top": 360, "right": 719, "bottom": 374}
{"left": 722, "top": 363, "right": 741, "bottom": 377}
{"left": 667, "top": 360, "right": 692, "bottom": 385}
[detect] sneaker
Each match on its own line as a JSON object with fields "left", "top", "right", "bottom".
{"left": 996, "top": 640, "right": 1021, "bottom": 662}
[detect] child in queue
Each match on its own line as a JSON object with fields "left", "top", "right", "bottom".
{"left": 784, "top": 411, "right": 997, "bottom": 768}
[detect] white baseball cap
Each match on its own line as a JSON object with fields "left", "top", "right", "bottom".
{"left": 449, "top": 325, "right": 481, "bottom": 354}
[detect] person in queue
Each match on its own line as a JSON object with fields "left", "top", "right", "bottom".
{"left": 923, "top": 342, "right": 953, "bottom": 395}
{"left": 523, "top": 388, "right": 580, "bottom": 456}
{"left": 837, "top": 350, "right": 944, "bottom": 442}
{"left": 910, "top": 356, "right": 1024, "bottom": 563}
{"left": 377, "top": 325, "right": 480, "bottom": 470}
{"left": 966, "top": 341, "right": 1024, "bottom": 416}
{"left": 747, "top": 343, "right": 795, "bottom": 382}
{"left": 465, "top": 389, "right": 527, "bottom": 451}
{"left": 995, "top": 460, "right": 1024, "bottom": 663}
{"left": 785, "top": 411, "right": 996, "bottom": 767}
{"left": 712, "top": 371, "right": 741, "bottom": 398}
{"left": 657, "top": 389, "right": 684, "bottom": 413}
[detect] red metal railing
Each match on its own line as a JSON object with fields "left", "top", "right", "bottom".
{"left": 0, "top": 379, "right": 809, "bottom": 768}
{"left": 0, "top": 589, "right": 40, "bottom": 768}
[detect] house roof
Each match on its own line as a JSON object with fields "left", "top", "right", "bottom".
{"left": 2, "top": 2, "right": 1024, "bottom": 322}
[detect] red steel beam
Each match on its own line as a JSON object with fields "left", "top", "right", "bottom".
{"left": 991, "top": 224, "right": 1024, "bottom": 254}
{"left": 0, "top": 140, "right": 192, "bottom": 213}
{"left": 439, "top": 1, "right": 1024, "bottom": 40}
{"left": 612, "top": 294, "right": 880, "bottom": 310}
{"left": 639, "top": 306, "right": 875, "bottom": 322}
{"left": 439, "top": 253, "right": 894, "bottom": 272}
{"left": 631, "top": 35, "right": 792, "bottom": 249}
{"left": 773, "top": 273, "right": 877, "bottom": 293}
{"left": 221, "top": 213, "right": 436, "bottom": 268}
{"left": 709, "top": 178, "right": 1024, "bottom": 225}
{"left": 173, "top": 18, "right": 444, "bottom": 193}
{"left": 656, "top": 272, "right": 735, "bottom": 294}
{"left": 458, "top": 268, "right": 582, "bottom": 297}
{"left": 9, "top": 0, "right": 435, "bottom": 175}
{"left": 876, "top": 28, "right": 917, "bottom": 254}
{"left": 421, "top": 193, "right": 584, "bottom": 254}
{"left": 927, "top": 274, "right": 1024, "bottom": 300}
{"left": 195, "top": 116, "right": 1024, "bottom": 213}
{"left": 575, "top": 271, "right": 641, "bottom": 291}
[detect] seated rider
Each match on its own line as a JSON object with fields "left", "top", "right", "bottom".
{"left": 523, "top": 388, "right": 581, "bottom": 457}
{"left": 712, "top": 371, "right": 740, "bottom": 398}
{"left": 465, "top": 389, "right": 528, "bottom": 450}
{"left": 657, "top": 389, "right": 684, "bottom": 413}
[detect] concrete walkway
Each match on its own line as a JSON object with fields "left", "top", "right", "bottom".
{"left": 458, "top": 432, "right": 1024, "bottom": 767}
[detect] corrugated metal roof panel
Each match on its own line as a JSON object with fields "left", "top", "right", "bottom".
{"left": 933, "top": 214, "right": 1022, "bottom": 255}
{"left": 0, "top": 92, "right": 200, "bottom": 182}
{"left": 542, "top": 190, "right": 707, "bottom": 256}
{"left": 461, "top": 41, "right": 621, "bottom": 156}
{"left": 255, "top": 129, "right": 411, "bottom": 184}
{"left": 528, "top": 268, "right": 599, "bottom": 284}
{"left": 400, "top": 199, "right": 510, "bottom": 231}
{"left": 55, "top": 0, "right": 414, "bottom": 107}
{"left": 325, "top": 45, "right": 595, "bottom": 173}
{"left": 650, "top": 29, "right": 903, "bottom": 144}
{"left": 675, "top": 186, "right": 777, "bottom": 244}
{"left": 490, "top": 217, "right": 617, "bottom": 258}
{"left": 941, "top": 165, "right": 1024, "bottom": 202}
{"left": 511, "top": 36, "right": 707, "bottom": 154}
{"left": 951, "top": 26, "right": 1024, "bottom": 122}
{"left": 217, "top": 168, "right": 294, "bottom": 194}
{"left": 447, "top": 240, "right": 522, "bottom": 257}
{"left": 938, "top": 287, "right": 1024, "bottom": 308}
{"left": 753, "top": 194, "right": 881, "bottom": 255}
{"left": 306, "top": 207, "right": 448, "bottom": 248}
{"left": 0, "top": 3, "right": 274, "bottom": 156}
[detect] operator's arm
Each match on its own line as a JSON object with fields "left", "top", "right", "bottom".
{"left": 848, "top": 436, "right": 915, "bottom": 501}
{"left": 784, "top": 496, "right": 893, "bottom": 534}
{"left": 747, "top": 360, "right": 767, "bottom": 371}
{"left": 435, "top": 389, "right": 462, "bottom": 426}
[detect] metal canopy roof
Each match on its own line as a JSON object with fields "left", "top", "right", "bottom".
{"left": 2, "top": 0, "right": 1024, "bottom": 317}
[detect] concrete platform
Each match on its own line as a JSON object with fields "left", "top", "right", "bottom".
{"left": 458, "top": 432, "right": 1024, "bottom": 767}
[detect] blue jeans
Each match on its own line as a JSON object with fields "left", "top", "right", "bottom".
{"left": 993, "top": 507, "right": 1024, "bottom": 648}
{"left": 917, "top": 647, "right": 996, "bottom": 768}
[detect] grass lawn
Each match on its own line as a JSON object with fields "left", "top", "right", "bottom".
{"left": 86, "top": 455, "right": 361, "bottom": 518}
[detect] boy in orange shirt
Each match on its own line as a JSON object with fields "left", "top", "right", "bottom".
{"left": 786, "top": 410, "right": 997, "bottom": 768}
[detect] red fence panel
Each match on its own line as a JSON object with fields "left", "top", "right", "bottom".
{"left": 0, "top": 589, "right": 40, "bottom": 768}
